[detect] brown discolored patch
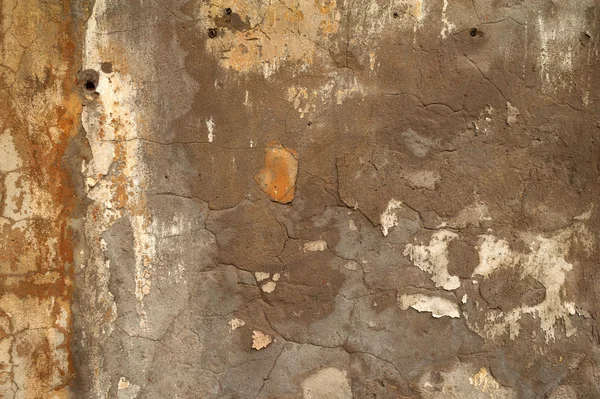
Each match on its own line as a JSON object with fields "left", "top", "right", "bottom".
{"left": 254, "top": 142, "right": 298, "bottom": 204}
{"left": 446, "top": 234, "right": 480, "bottom": 278}
{"left": 479, "top": 268, "right": 546, "bottom": 311}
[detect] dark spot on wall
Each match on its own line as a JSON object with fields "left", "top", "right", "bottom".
{"left": 100, "top": 62, "right": 113, "bottom": 73}
{"left": 447, "top": 235, "right": 479, "bottom": 278}
{"left": 208, "top": 28, "right": 218, "bottom": 38}
{"left": 479, "top": 269, "right": 546, "bottom": 311}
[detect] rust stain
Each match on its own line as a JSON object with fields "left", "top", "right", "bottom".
{"left": 0, "top": 0, "right": 85, "bottom": 396}
{"left": 254, "top": 142, "right": 299, "bottom": 204}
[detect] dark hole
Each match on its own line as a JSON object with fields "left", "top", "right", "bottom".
{"left": 393, "top": 12, "right": 399, "bottom": 18}
{"left": 470, "top": 27, "right": 478, "bottom": 37}
{"left": 165, "top": 175, "right": 169, "bottom": 179}
{"left": 580, "top": 31, "right": 592, "bottom": 46}
{"left": 208, "top": 28, "right": 218, "bottom": 38}
{"left": 84, "top": 81, "right": 96, "bottom": 91}
{"left": 307, "top": 122, "right": 312, "bottom": 126}
{"left": 225, "top": 7, "right": 232, "bottom": 15}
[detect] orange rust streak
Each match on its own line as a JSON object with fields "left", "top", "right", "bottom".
{"left": 0, "top": 0, "right": 84, "bottom": 396}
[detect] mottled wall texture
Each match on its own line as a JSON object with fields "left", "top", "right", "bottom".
{"left": 1, "top": 0, "right": 600, "bottom": 398}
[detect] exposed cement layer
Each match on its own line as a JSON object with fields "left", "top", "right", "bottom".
{"left": 2, "top": 0, "right": 600, "bottom": 398}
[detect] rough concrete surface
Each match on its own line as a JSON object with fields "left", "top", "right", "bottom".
{"left": 1, "top": 0, "right": 600, "bottom": 398}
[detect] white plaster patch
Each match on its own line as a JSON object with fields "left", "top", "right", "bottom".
{"left": 255, "top": 271, "right": 270, "bottom": 281}
{"left": 506, "top": 102, "right": 519, "bottom": 126}
{"left": 261, "top": 281, "right": 277, "bottom": 293}
{"left": 418, "top": 363, "right": 516, "bottom": 399}
{"left": 536, "top": 2, "right": 594, "bottom": 94}
{"left": 3, "top": 172, "right": 56, "bottom": 221}
{"left": 348, "top": 219, "right": 357, "bottom": 231}
{"left": 574, "top": 204, "right": 593, "bottom": 221}
{"left": 470, "top": 224, "right": 594, "bottom": 341}
{"left": 404, "top": 230, "right": 461, "bottom": 290}
{"left": 287, "top": 74, "right": 364, "bottom": 118}
{"left": 399, "top": 293, "right": 460, "bottom": 318}
{"left": 469, "top": 367, "right": 502, "bottom": 394}
{"left": 206, "top": 117, "right": 215, "bottom": 143}
{"left": 401, "top": 129, "right": 437, "bottom": 157}
{"left": 303, "top": 240, "right": 327, "bottom": 252}
{"left": 272, "top": 273, "right": 280, "bottom": 282}
{"left": 380, "top": 199, "right": 403, "bottom": 237}
{"left": 0, "top": 130, "right": 22, "bottom": 172}
{"left": 403, "top": 170, "right": 440, "bottom": 190}
{"left": 302, "top": 367, "right": 352, "bottom": 399}
{"left": 117, "top": 377, "right": 130, "bottom": 390}
{"left": 228, "top": 318, "right": 245, "bottom": 332}
{"left": 344, "top": 261, "right": 358, "bottom": 271}
{"left": 440, "top": 0, "right": 455, "bottom": 39}
{"left": 117, "top": 377, "right": 140, "bottom": 399}
{"left": 252, "top": 330, "right": 272, "bottom": 350}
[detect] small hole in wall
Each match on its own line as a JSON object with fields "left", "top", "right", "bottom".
{"left": 165, "top": 175, "right": 169, "bottom": 179}
{"left": 307, "top": 121, "right": 312, "bottom": 126}
{"left": 580, "top": 31, "right": 592, "bottom": 46}
{"left": 470, "top": 28, "right": 479, "bottom": 37}
{"left": 77, "top": 69, "right": 100, "bottom": 95}
{"left": 208, "top": 28, "right": 218, "bottom": 38}
{"left": 225, "top": 7, "right": 232, "bottom": 15}
{"left": 393, "top": 12, "right": 399, "bottom": 18}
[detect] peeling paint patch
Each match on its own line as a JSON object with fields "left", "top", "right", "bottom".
{"left": 206, "top": 117, "right": 215, "bottom": 143}
{"left": 399, "top": 293, "right": 460, "bottom": 318}
{"left": 0, "top": 130, "right": 22, "bottom": 172}
{"left": 303, "top": 240, "right": 328, "bottom": 252}
{"left": 254, "top": 142, "right": 298, "bottom": 203}
{"left": 470, "top": 224, "right": 593, "bottom": 341}
{"left": 4, "top": 172, "right": 58, "bottom": 221}
{"left": 117, "top": 377, "right": 141, "bottom": 399}
{"left": 506, "top": 102, "right": 519, "bottom": 126}
{"left": 201, "top": 0, "right": 341, "bottom": 77}
{"left": 255, "top": 271, "right": 270, "bottom": 281}
{"left": 404, "top": 230, "right": 461, "bottom": 290}
{"left": 287, "top": 74, "right": 364, "bottom": 118}
{"left": 419, "top": 363, "right": 516, "bottom": 399}
{"left": 380, "top": 199, "right": 403, "bottom": 237}
{"left": 252, "top": 330, "right": 272, "bottom": 350}
{"left": 440, "top": 0, "right": 455, "bottom": 39}
{"left": 469, "top": 367, "right": 502, "bottom": 394}
{"left": 261, "top": 281, "right": 277, "bottom": 293}
{"left": 228, "top": 318, "right": 245, "bottom": 332}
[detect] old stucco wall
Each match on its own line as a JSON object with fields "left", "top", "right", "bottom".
{"left": 2, "top": 0, "right": 600, "bottom": 398}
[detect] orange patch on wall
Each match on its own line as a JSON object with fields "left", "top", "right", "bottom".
{"left": 254, "top": 142, "right": 298, "bottom": 204}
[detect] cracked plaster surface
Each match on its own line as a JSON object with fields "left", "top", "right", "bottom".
{"left": 2, "top": 0, "right": 600, "bottom": 398}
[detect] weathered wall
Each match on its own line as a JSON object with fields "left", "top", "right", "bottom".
{"left": 2, "top": 0, "right": 600, "bottom": 398}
